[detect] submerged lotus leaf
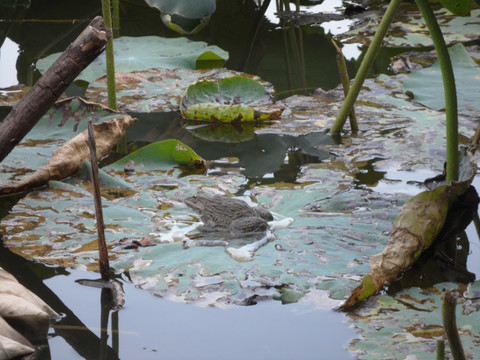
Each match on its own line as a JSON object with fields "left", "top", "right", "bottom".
{"left": 348, "top": 283, "right": 480, "bottom": 359}
{"left": 180, "top": 76, "right": 283, "bottom": 122}
{"left": 403, "top": 44, "right": 480, "bottom": 116}
{"left": 85, "top": 69, "right": 269, "bottom": 113}
{"left": 337, "top": 7, "right": 480, "bottom": 47}
{"left": 36, "top": 36, "right": 229, "bottom": 83}
{"left": 183, "top": 121, "right": 256, "bottom": 143}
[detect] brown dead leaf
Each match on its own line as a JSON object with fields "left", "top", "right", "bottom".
{"left": 0, "top": 115, "right": 137, "bottom": 195}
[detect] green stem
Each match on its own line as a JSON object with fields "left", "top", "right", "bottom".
{"left": 112, "top": 0, "right": 120, "bottom": 38}
{"left": 101, "top": 0, "right": 117, "bottom": 111}
{"left": 415, "top": 0, "right": 458, "bottom": 183}
{"left": 329, "top": 0, "right": 402, "bottom": 134}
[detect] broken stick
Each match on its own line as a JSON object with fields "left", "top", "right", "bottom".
{"left": 0, "top": 16, "right": 111, "bottom": 162}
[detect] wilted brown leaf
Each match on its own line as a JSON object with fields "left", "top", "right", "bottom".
{"left": 0, "top": 115, "right": 137, "bottom": 195}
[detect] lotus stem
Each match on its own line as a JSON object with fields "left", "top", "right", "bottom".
{"left": 415, "top": 0, "right": 458, "bottom": 183}
{"left": 442, "top": 290, "right": 466, "bottom": 360}
{"left": 101, "top": 0, "right": 117, "bottom": 111}
{"left": 436, "top": 340, "right": 445, "bottom": 360}
{"left": 112, "top": 0, "right": 120, "bottom": 38}
{"left": 331, "top": 39, "right": 358, "bottom": 132}
{"left": 329, "top": 0, "right": 402, "bottom": 134}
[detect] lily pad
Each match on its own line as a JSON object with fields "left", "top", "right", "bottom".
{"left": 111, "top": 139, "right": 206, "bottom": 171}
{"left": 180, "top": 76, "right": 284, "bottom": 122}
{"left": 36, "top": 36, "right": 229, "bottom": 83}
{"left": 336, "top": 6, "right": 480, "bottom": 47}
{"left": 348, "top": 283, "right": 480, "bottom": 359}
{"left": 85, "top": 68, "right": 270, "bottom": 113}
{"left": 438, "top": 0, "right": 474, "bottom": 16}
{"left": 403, "top": 43, "right": 480, "bottom": 116}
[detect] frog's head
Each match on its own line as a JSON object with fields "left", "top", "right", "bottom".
{"left": 185, "top": 191, "right": 210, "bottom": 212}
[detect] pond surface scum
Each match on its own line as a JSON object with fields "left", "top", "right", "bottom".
{"left": 1, "top": 0, "right": 480, "bottom": 359}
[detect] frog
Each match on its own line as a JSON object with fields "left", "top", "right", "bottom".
{"left": 185, "top": 190, "right": 273, "bottom": 236}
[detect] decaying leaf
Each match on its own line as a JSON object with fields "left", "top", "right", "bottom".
{"left": 0, "top": 115, "right": 137, "bottom": 195}
{"left": 0, "top": 316, "right": 35, "bottom": 360}
{"left": 0, "top": 268, "right": 58, "bottom": 345}
{"left": 340, "top": 150, "right": 477, "bottom": 309}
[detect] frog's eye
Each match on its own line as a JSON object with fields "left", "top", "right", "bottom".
{"left": 192, "top": 195, "right": 197, "bottom": 201}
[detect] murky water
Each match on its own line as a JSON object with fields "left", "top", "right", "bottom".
{"left": 1, "top": 0, "right": 480, "bottom": 359}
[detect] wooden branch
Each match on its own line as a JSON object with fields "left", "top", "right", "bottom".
{"left": 0, "top": 16, "right": 111, "bottom": 163}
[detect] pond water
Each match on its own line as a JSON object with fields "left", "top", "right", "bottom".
{"left": 1, "top": 0, "right": 480, "bottom": 359}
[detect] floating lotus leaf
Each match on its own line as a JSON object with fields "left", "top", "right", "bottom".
{"left": 180, "top": 76, "right": 284, "bottom": 122}
{"left": 85, "top": 69, "right": 269, "bottom": 113}
{"left": 110, "top": 139, "right": 206, "bottom": 171}
{"left": 36, "top": 36, "right": 229, "bottom": 83}
{"left": 403, "top": 44, "right": 480, "bottom": 117}
{"left": 348, "top": 282, "right": 480, "bottom": 359}
{"left": 438, "top": 0, "right": 473, "bottom": 16}
{"left": 1, "top": 69, "right": 480, "bottom": 358}
{"left": 336, "top": 7, "right": 480, "bottom": 47}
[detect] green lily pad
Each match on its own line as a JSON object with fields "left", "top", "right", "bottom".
{"left": 85, "top": 69, "right": 268, "bottom": 113}
{"left": 110, "top": 139, "right": 206, "bottom": 171}
{"left": 180, "top": 76, "right": 284, "bottom": 122}
{"left": 438, "top": 0, "right": 473, "bottom": 16}
{"left": 36, "top": 36, "right": 229, "bottom": 83}
{"left": 403, "top": 43, "right": 480, "bottom": 116}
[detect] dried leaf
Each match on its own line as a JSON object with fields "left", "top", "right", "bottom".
{"left": 340, "top": 151, "right": 476, "bottom": 309}
{"left": 0, "top": 115, "right": 137, "bottom": 195}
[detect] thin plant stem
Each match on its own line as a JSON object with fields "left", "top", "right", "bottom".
{"left": 442, "top": 290, "right": 466, "bottom": 360}
{"left": 101, "top": 0, "right": 117, "bottom": 111}
{"left": 415, "top": 0, "right": 458, "bottom": 183}
{"left": 112, "top": 0, "right": 120, "bottom": 38}
{"left": 87, "top": 119, "right": 111, "bottom": 281}
{"left": 329, "top": 0, "right": 402, "bottom": 134}
{"left": 331, "top": 39, "right": 358, "bottom": 132}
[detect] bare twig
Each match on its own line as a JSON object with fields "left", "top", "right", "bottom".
{"left": 87, "top": 119, "right": 111, "bottom": 282}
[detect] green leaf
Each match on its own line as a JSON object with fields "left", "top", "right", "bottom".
{"left": 403, "top": 43, "right": 480, "bottom": 117}
{"left": 85, "top": 68, "right": 269, "bottom": 113}
{"left": 36, "top": 36, "right": 229, "bottom": 83}
{"left": 109, "top": 139, "right": 206, "bottom": 171}
{"left": 180, "top": 76, "right": 283, "bottom": 122}
{"left": 438, "top": 0, "right": 473, "bottom": 16}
